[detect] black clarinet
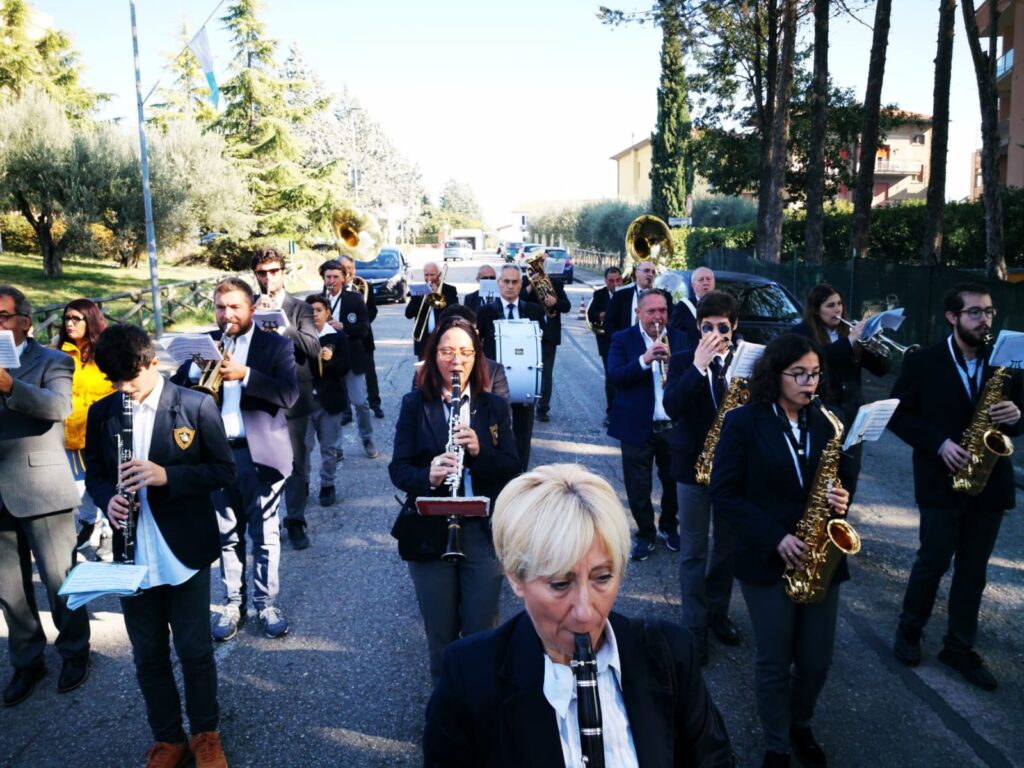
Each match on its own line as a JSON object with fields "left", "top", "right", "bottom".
{"left": 441, "top": 371, "right": 465, "bottom": 562}
{"left": 572, "top": 632, "right": 605, "bottom": 768}
{"left": 115, "top": 393, "right": 139, "bottom": 564}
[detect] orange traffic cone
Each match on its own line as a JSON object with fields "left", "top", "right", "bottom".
{"left": 576, "top": 297, "right": 586, "bottom": 321}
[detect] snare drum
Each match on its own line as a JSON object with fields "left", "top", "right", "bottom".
{"left": 493, "top": 319, "right": 542, "bottom": 405}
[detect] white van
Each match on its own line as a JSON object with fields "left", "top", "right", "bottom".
{"left": 442, "top": 240, "right": 473, "bottom": 261}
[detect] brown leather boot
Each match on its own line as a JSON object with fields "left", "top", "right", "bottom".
{"left": 191, "top": 731, "right": 229, "bottom": 768}
{"left": 144, "top": 741, "right": 191, "bottom": 768}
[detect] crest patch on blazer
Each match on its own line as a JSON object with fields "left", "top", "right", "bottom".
{"left": 490, "top": 423, "right": 499, "bottom": 446}
{"left": 173, "top": 427, "right": 195, "bottom": 450}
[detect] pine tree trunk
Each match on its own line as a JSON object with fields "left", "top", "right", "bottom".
{"left": 850, "top": 0, "right": 893, "bottom": 259}
{"left": 804, "top": 0, "right": 830, "bottom": 265}
{"left": 762, "top": 0, "right": 799, "bottom": 264}
{"left": 921, "top": 0, "right": 956, "bottom": 267}
{"left": 962, "top": 0, "right": 1008, "bottom": 279}
{"left": 755, "top": 0, "right": 780, "bottom": 260}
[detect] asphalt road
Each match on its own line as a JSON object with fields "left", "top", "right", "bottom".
{"left": 2, "top": 249, "right": 1022, "bottom": 767}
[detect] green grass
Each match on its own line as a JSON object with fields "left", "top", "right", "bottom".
{"left": 2, "top": 251, "right": 220, "bottom": 311}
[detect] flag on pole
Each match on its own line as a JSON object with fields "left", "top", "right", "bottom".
{"left": 188, "top": 27, "right": 219, "bottom": 109}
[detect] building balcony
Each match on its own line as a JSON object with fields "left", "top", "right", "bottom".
{"left": 858, "top": 160, "right": 924, "bottom": 177}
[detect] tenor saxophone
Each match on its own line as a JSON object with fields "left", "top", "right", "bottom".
{"left": 951, "top": 360, "right": 1013, "bottom": 496}
{"left": 783, "top": 397, "right": 862, "bottom": 604}
{"left": 694, "top": 374, "right": 749, "bottom": 486}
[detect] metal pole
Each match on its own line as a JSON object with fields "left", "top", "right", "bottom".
{"left": 130, "top": 0, "right": 163, "bottom": 337}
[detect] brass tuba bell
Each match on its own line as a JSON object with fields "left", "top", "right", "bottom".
{"left": 331, "top": 204, "right": 383, "bottom": 262}
{"left": 625, "top": 214, "right": 675, "bottom": 264}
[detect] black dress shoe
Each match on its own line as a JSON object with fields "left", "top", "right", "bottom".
{"left": 340, "top": 411, "right": 353, "bottom": 426}
{"left": 58, "top": 655, "right": 90, "bottom": 694}
{"left": 938, "top": 646, "right": 998, "bottom": 690}
{"left": 319, "top": 486, "right": 336, "bottom": 507}
{"left": 372, "top": 406, "right": 384, "bottom": 419}
{"left": 790, "top": 725, "right": 827, "bottom": 768}
{"left": 3, "top": 662, "right": 45, "bottom": 707}
{"left": 893, "top": 623, "right": 922, "bottom": 666}
{"left": 286, "top": 520, "right": 310, "bottom": 550}
{"left": 709, "top": 613, "right": 741, "bottom": 646}
{"left": 762, "top": 750, "right": 790, "bottom": 768}
{"left": 537, "top": 411, "right": 550, "bottom": 422}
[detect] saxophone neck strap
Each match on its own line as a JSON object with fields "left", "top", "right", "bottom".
{"left": 774, "top": 403, "right": 810, "bottom": 487}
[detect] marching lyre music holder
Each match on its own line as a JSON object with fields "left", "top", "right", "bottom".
{"left": 414, "top": 497, "right": 489, "bottom": 518}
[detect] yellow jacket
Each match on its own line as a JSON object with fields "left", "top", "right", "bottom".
{"left": 62, "top": 341, "right": 115, "bottom": 450}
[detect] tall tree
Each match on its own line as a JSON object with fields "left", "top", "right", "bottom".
{"left": 760, "top": 0, "right": 800, "bottom": 263}
{"left": 962, "top": 0, "right": 1007, "bottom": 279}
{"left": 650, "top": 0, "right": 692, "bottom": 221}
{"left": 438, "top": 178, "right": 482, "bottom": 227}
{"left": 850, "top": 0, "right": 893, "bottom": 259}
{"left": 920, "top": 0, "right": 956, "bottom": 267}
{"left": 804, "top": 0, "right": 830, "bottom": 264}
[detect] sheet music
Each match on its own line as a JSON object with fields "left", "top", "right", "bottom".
{"left": 989, "top": 330, "right": 1024, "bottom": 369}
{"left": 842, "top": 398, "right": 900, "bottom": 451}
{"left": 545, "top": 258, "right": 567, "bottom": 274}
{"left": 727, "top": 341, "right": 765, "bottom": 381}
{"left": 253, "top": 308, "right": 289, "bottom": 330}
{"left": 859, "top": 308, "right": 905, "bottom": 340}
{"left": 409, "top": 283, "right": 431, "bottom": 297}
{"left": 478, "top": 278, "right": 499, "bottom": 301}
{"left": 59, "top": 562, "right": 147, "bottom": 610}
{"left": 0, "top": 329, "right": 19, "bottom": 368}
{"left": 160, "top": 334, "right": 222, "bottom": 364}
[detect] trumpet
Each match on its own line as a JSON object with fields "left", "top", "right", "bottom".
{"left": 837, "top": 318, "right": 920, "bottom": 358}
{"left": 525, "top": 252, "right": 559, "bottom": 319}
{"left": 414, "top": 263, "right": 449, "bottom": 344}
{"left": 653, "top": 321, "right": 670, "bottom": 388}
{"left": 191, "top": 335, "right": 236, "bottom": 405}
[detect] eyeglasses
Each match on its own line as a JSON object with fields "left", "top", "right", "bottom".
{"left": 0, "top": 312, "right": 28, "bottom": 323}
{"left": 701, "top": 322, "right": 731, "bottom": 335}
{"left": 254, "top": 267, "right": 283, "bottom": 277}
{"left": 782, "top": 370, "right": 822, "bottom": 385}
{"left": 959, "top": 306, "right": 997, "bottom": 320}
{"left": 436, "top": 348, "right": 476, "bottom": 361}
{"left": 63, "top": 315, "right": 86, "bottom": 325}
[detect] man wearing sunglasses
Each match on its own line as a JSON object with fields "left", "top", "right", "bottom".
{"left": 0, "top": 285, "right": 91, "bottom": 706}
{"left": 252, "top": 248, "right": 321, "bottom": 551}
{"left": 663, "top": 291, "right": 742, "bottom": 664}
{"left": 889, "top": 282, "right": 1023, "bottom": 690}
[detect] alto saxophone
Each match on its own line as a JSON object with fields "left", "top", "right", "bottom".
{"left": 783, "top": 397, "right": 862, "bottom": 604}
{"left": 695, "top": 369, "right": 749, "bottom": 486}
{"left": 951, "top": 351, "right": 1014, "bottom": 495}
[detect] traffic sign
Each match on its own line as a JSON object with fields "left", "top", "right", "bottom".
{"left": 669, "top": 217, "right": 692, "bottom": 227}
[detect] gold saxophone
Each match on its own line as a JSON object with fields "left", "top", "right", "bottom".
{"left": 783, "top": 397, "right": 862, "bottom": 604}
{"left": 526, "top": 252, "right": 559, "bottom": 319}
{"left": 695, "top": 373, "right": 750, "bottom": 486}
{"left": 951, "top": 360, "right": 1013, "bottom": 496}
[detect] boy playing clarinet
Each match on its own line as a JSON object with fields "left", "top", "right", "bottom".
{"left": 84, "top": 325, "right": 236, "bottom": 768}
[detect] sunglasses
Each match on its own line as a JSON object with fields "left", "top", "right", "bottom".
{"left": 254, "top": 267, "right": 283, "bottom": 277}
{"left": 701, "top": 322, "right": 731, "bottom": 335}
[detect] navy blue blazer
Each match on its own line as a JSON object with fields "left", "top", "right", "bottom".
{"left": 388, "top": 389, "right": 519, "bottom": 561}
{"left": 311, "top": 331, "right": 351, "bottom": 415}
{"left": 663, "top": 348, "right": 720, "bottom": 484}
{"left": 607, "top": 324, "right": 688, "bottom": 448}
{"left": 424, "top": 610, "right": 735, "bottom": 768}
{"left": 84, "top": 381, "right": 236, "bottom": 568}
{"left": 709, "top": 401, "right": 855, "bottom": 587}
{"left": 602, "top": 285, "right": 675, "bottom": 339}
{"left": 888, "top": 339, "right": 1023, "bottom": 511}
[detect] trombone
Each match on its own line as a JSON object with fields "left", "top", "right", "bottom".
{"left": 838, "top": 318, "right": 920, "bottom": 357}
{"left": 413, "top": 263, "right": 449, "bottom": 343}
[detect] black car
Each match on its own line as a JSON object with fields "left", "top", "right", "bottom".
{"left": 356, "top": 247, "right": 410, "bottom": 303}
{"left": 655, "top": 269, "right": 802, "bottom": 344}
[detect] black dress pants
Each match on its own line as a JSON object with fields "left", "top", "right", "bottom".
{"left": 511, "top": 404, "right": 535, "bottom": 473}
{"left": 620, "top": 427, "right": 678, "bottom": 543}
{"left": 537, "top": 341, "right": 557, "bottom": 414}
{"left": 121, "top": 568, "right": 218, "bottom": 743}
{"left": 365, "top": 349, "right": 381, "bottom": 410}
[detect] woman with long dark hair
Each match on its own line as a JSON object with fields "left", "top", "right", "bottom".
{"left": 710, "top": 334, "right": 854, "bottom": 768}
{"left": 389, "top": 316, "right": 520, "bottom": 682}
{"left": 57, "top": 299, "right": 114, "bottom": 558}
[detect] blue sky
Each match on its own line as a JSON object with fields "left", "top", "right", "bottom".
{"left": 33, "top": 1, "right": 981, "bottom": 226}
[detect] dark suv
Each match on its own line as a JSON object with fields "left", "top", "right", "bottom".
{"left": 356, "top": 248, "right": 410, "bottom": 303}
{"left": 655, "top": 269, "right": 802, "bottom": 343}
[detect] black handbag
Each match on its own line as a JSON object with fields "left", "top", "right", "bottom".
{"left": 390, "top": 496, "right": 448, "bottom": 561}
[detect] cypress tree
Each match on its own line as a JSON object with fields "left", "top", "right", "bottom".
{"left": 649, "top": 0, "right": 691, "bottom": 222}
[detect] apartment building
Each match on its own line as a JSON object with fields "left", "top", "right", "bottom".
{"left": 976, "top": 0, "right": 1024, "bottom": 190}
{"left": 835, "top": 115, "right": 933, "bottom": 206}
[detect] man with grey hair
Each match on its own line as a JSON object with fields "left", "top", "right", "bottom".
{"left": 670, "top": 266, "right": 716, "bottom": 347}
{"left": 602, "top": 260, "right": 674, "bottom": 338}
{"left": 405, "top": 261, "right": 459, "bottom": 358}
{"left": 0, "top": 285, "right": 91, "bottom": 706}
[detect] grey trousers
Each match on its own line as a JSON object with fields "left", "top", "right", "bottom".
{"left": 305, "top": 404, "right": 341, "bottom": 489}
{"left": 677, "top": 481, "right": 736, "bottom": 631}
{"left": 406, "top": 520, "right": 503, "bottom": 682}
{"left": 338, "top": 371, "right": 373, "bottom": 444}
{"left": 213, "top": 447, "right": 286, "bottom": 610}
{"left": 0, "top": 505, "right": 91, "bottom": 668}
{"left": 283, "top": 415, "right": 310, "bottom": 523}
{"left": 741, "top": 580, "right": 841, "bottom": 754}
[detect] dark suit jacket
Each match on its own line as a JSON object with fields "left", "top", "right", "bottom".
{"left": 256, "top": 292, "right": 320, "bottom": 419}
{"left": 0, "top": 338, "right": 80, "bottom": 516}
{"left": 172, "top": 326, "right": 298, "bottom": 477}
{"left": 463, "top": 289, "right": 496, "bottom": 316}
{"left": 327, "top": 289, "right": 372, "bottom": 374}
{"left": 84, "top": 382, "right": 236, "bottom": 568}
{"left": 358, "top": 284, "right": 379, "bottom": 352}
{"left": 709, "top": 401, "right": 855, "bottom": 586}
{"left": 668, "top": 297, "right": 700, "bottom": 349}
{"left": 602, "top": 285, "right": 674, "bottom": 339}
{"left": 477, "top": 300, "right": 545, "bottom": 361}
{"left": 406, "top": 283, "right": 460, "bottom": 357}
{"left": 388, "top": 389, "right": 519, "bottom": 561}
{"left": 888, "top": 339, "right": 1023, "bottom": 510}
{"left": 423, "top": 611, "right": 735, "bottom": 768}
{"left": 311, "top": 331, "right": 351, "bottom": 414}
{"left": 607, "top": 325, "right": 688, "bottom": 448}
{"left": 521, "top": 278, "right": 571, "bottom": 346}
{"left": 663, "top": 348, "right": 719, "bottom": 484}
{"left": 587, "top": 286, "right": 613, "bottom": 358}
{"left": 792, "top": 321, "right": 891, "bottom": 425}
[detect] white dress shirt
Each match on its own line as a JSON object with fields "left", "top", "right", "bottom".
{"left": 504, "top": 301, "right": 519, "bottom": 320}
{"left": 131, "top": 374, "right": 197, "bottom": 589}
{"left": 637, "top": 327, "right": 670, "bottom": 422}
{"left": 542, "top": 622, "right": 640, "bottom": 768}
{"left": 218, "top": 324, "right": 254, "bottom": 439}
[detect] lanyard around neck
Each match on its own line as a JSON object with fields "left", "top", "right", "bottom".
{"left": 948, "top": 336, "right": 984, "bottom": 402}
{"left": 774, "top": 404, "right": 809, "bottom": 487}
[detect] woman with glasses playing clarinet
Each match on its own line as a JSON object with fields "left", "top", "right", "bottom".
{"left": 424, "top": 464, "right": 734, "bottom": 768}
{"left": 389, "top": 316, "right": 519, "bottom": 683}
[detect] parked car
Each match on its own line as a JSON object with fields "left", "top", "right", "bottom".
{"left": 541, "top": 247, "right": 574, "bottom": 284}
{"left": 356, "top": 247, "right": 410, "bottom": 303}
{"left": 519, "top": 243, "right": 545, "bottom": 261}
{"left": 443, "top": 240, "right": 473, "bottom": 261}
{"left": 504, "top": 241, "right": 524, "bottom": 263}
{"left": 654, "top": 269, "right": 802, "bottom": 344}
{"left": 199, "top": 231, "right": 227, "bottom": 246}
